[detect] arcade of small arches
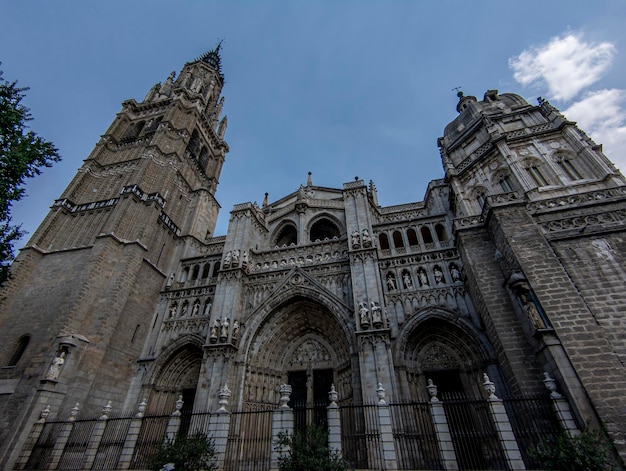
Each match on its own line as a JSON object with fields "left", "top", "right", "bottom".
{"left": 273, "top": 216, "right": 343, "bottom": 247}
{"left": 384, "top": 262, "right": 463, "bottom": 291}
{"left": 377, "top": 223, "right": 451, "bottom": 254}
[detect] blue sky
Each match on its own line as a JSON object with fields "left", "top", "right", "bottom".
{"left": 3, "top": 1, "right": 626, "bottom": 242}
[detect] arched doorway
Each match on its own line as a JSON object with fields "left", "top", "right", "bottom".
{"left": 244, "top": 296, "right": 354, "bottom": 429}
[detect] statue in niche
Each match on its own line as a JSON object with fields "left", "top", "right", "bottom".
{"left": 362, "top": 229, "right": 372, "bottom": 247}
{"left": 223, "top": 251, "right": 232, "bottom": 268}
{"left": 403, "top": 271, "right": 413, "bottom": 289}
{"left": 203, "top": 301, "right": 212, "bottom": 316}
{"left": 351, "top": 230, "right": 361, "bottom": 248}
{"left": 181, "top": 301, "right": 189, "bottom": 317}
{"left": 220, "top": 317, "right": 230, "bottom": 340}
{"left": 242, "top": 251, "right": 249, "bottom": 267}
{"left": 210, "top": 318, "right": 219, "bottom": 341}
{"left": 191, "top": 300, "right": 200, "bottom": 317}
{"left": 232, "top": 320, "right": 240, "bottom": 339}
{"left": 434, "top": 266, "right": 444, "bottom": 284}
{"left": 520, "top": 292, "right": 547, "bottom": 329}
{"left": 371, "top": 301, "right": 383, "bottom": 327}
{"left": 386, "top": 274, "right": 397, "bottom": 291}
{"left": 45, "top": 350, "right": 66, "bottom": 380}
{"left": 358, "top": 302, "right": 370, "bottom": 327}
{"left": 450, "top": 263, "right": 462, "bottom": 282}
{"left": 418, "top": 269, "right": 429, "bottom": 287}
{"left": 169, "top": 303, "right": 177, "bottom": 318}
{"left": 232, "top": 249, "right": 240, "bottom": 266}
{"left": 166, "top": 272, "right": 175, "bottom": 289}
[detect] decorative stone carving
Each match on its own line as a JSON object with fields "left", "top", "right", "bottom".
{"left": 371, "top": 301, "right": 383, "bottom": 328}
{"left": 232, "top": 249, "right": 240, "bottom": 266}
{"left": 191, "top": 299, "right": 200, "bottom": 317}
{"left": 359, "top": 302, "right": 370, "bottom": 328}
{"left": 279, "top": 384, "right": 292, "bottom": 408}
{"left": 543, "top": 372, "right": 562, "bottom": 399}
{"left": 210, "top": 318, "right": 219, "bottom": 342}
{"left": 351, "top": 230, "right": 361, "bottom": 249}
{"left": 434, "top": 266, "right": 444, "bottom": 284}
{"left": 172, "top": 395, "right": 183, "bottom": 416}
{"left": 427, "top": 379, "right": 439, "bottom": 402}
{"left": 450, "top": 263, "right": 462, "bottom": 282}
{"left": 223, "top": 251, "right": 232, "bottom": 268}
{"left": 166, "top": 272, "right": 175, "bottom": 289}
{"left": 232, "top": 320, "right": 240, "bottom": 340}
{"left": 290, "top": 339, "right": 331, "bottom": 366}
{"left": 38, "top": 405, "right": 51, "bottom": 423}
{"left": 377, "top": 383, "right": 386, "bottom": 405}
{"left": 220, "top": 317, "right": 230, "bottom": 341}
{"left": 402, "top": 271, "right": 413, "bottom": 289}
{"left": 218, "top": 383, "right": 231, "bottom": 412}
{"left": 362, "top": 229, "right": 372, "bottom": 247}
{"left": 386, "top": 273, "right": 397, "bottom": 291}
{"left": 45, "top": 350, "right": 66, "bottom": 381}
{"left": 100, "top": 401, "right": 112, "bottom": 420}
{"left": 417, "top": 268, "right": 429, "bottom": 287}
{"left": 328, "top": 384, "right": 338, "bottom": 405}
{"left": 136, "top": 398, "right": 147, "bottom": 418}
{"left": 68, "top": 403, "right": 80, "bottom": 421}
{"left": 482, "top": 373, "right": 498, "bottom": 399}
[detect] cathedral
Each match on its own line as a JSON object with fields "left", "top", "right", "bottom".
{"left": 1, "top": 46, "right": 626, "bottom": 470}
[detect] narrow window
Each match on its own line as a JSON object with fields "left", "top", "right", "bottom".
{"left": 499, "top": 175, "right": 513, "bottom": 192}
{"left": 528, "top": 165, "right": 549, "bottom": 186}
{"left": 435, "top": 224, "right": 448, "bottom": 242}
{"left": 379, "top": 233, "right": 390, "bottom": 250}
{"left": 393, "top": 231, "right": 404, "bottom": 248}
{"left": 7, "top": 335, "right": 30, "bottom": 366}
{"left": 421, "top": 227, "right": 433, "bottom": 244}
{"left": 558, "top": 159, "right": 583, "bottom": 180}
{"left": 407, "top": 228, "right": 419, "bottom": 246}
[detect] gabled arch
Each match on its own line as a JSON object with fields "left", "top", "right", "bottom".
{"left": 308, "top": 214, "right": 343, "bottom": 242}
{"left": 272, "top": 219, "right": 298, "bottom": 246}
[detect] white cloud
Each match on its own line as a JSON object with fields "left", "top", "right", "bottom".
{"left": 563, "top": 89, "right": 626, "bottom": 171}
{"left": 509, "top": 33, "right": 615, "bottom": 101}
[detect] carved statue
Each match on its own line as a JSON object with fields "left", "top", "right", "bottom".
{"left": 418, "top": 269, "right": 429, "bottom": 286}
{"left": 220, "top": 317, "right": 230, "bottom": 339}
{"left": 351, "top": 230, "right": 361, "bottom": 248}
{"left": 191, "top": 300, "right": 200, "bottom": 317}
{"left": 232, "top": 320, "right": 240, "bottom": 339}
{"left": 358, "top": 302, "right": 370, "bottom": 326}
{"left": 232, "top": 249, "right": 240, "bottom": 266}
{"left": 521, "top": 292, "right": 546, "bottom": 329}
{"left": 203, "top": 301, "right": 213, "bottom": 316}
{"left": 223, "top": 251, "right": 232, "bottom": 268}
{"left": 450, "top": 264, "right": 462, "bottom": 282}
{"left": 45, "top": 351, "right": 66, "bottom": 380}
{"left": 242, "top": 250, "right": 249, "bottom": 266}
{"left": 434, "top": 266, "right": 444, "bottom": 284}
{"left": 386, "top": 274, "right": 397, "bottom": 291}
{"left": 362, "top": 229, "right": 372, "bottom": 247}
{"left": 403, "top": 272, "right": 412, "bottom": 289}
{"left": 169, "top": 303, "right": 177, "bottom": 318}
{"left": 371, "top": 301, "right": 383, "bottom": 326}
{"left": 210, "top": 318, "right": 219, "bottom": 341}
{"left": 165, "top": 272, "right": 175, "bottom": 289}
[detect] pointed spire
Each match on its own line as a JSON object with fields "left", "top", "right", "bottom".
{"left": 193, "top": 40, "right": 224, "bottom": 82}
{"left": 307, "top": 171, "right": 312, "bottom": 187}
{"left": 262, "top": 192, "right": 269, "bottom": 208}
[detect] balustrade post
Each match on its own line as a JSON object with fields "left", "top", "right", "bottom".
{"left": 13, "top": 405, "right": 51, "bottom": 470}
{"left": 376, "top": 383, "right": 398, "bottom": 470}
{"left": 164, "top": 395, "right": 183, "bottom": 442}
{"left": 327, "top": 384, "right": 342, "bottom": 456}
{"left": 117, "top": 398, "right": 147, "bottom": 470}
{"left": 543, "top": 372, "right": 580, "bottom": 437}
{"left": 208, "top": 384, "right": 232, "bottom": 470}
{"left": 482, "top": 373, "right": 526, "bottom": 470}
{"left": 46, "top": 403, "right": 79, "bottom": 470}
{"left": 270, "top": 384, "right": 294, "bottom": 471}
{"left": 427, "top": 379, "right": 459, "bottom": 470}
{"left": 82, "top": 401, "right": 112, "bottom": 470}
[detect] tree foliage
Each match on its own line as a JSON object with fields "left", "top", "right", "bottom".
{"left": 150, "top": 432, "right": 217, "bottom": 471}
{"left": 274, "top": 425, "right": 347, "bottom": 471}
{"left": 0, "top": 67, "right": 60, "bottom": 284}
{"left": 530, "top": 427, "right": 619, "bottom": 471}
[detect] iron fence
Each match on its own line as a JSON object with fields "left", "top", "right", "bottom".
{"left": 390, "top": 401, "right": 442, "bottom": 470}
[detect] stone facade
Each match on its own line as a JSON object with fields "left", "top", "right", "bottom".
{"left": 1, "top": 51, "right": 626, "bottom": 469}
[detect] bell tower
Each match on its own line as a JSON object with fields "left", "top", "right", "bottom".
{"left": 0, "top": 46, "right": 229, "bottom": 467}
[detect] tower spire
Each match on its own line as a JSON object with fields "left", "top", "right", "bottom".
{"left": 193, "top": 40, "right": 225, "bottom": 82}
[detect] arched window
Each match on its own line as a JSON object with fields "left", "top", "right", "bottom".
{"left": 198, "top": 146, "right": 209, "bottom": 171}
{"left": 435, "top": 224, "right": 448, "bottom": 242}
{"left": 393, "top": 231, "right": 404, "bottom": 248}
{"left": 181, "top": 266, "right": 190, "bottom": 283}
{"left": 186, "top": 130, "right": 201, "bottom": 160}
{"left": 121, "top": 120, "right": 145, "bottom": 142}
{"left": 276, "top": 224, "right": 298, "bottom": 246}
{"left": 191, "top": 264, "right": 200, "bottom": 280}
{"left": 201, "top": 264, "right": 210, "bottom": 279}
{"left": 498, "top": 174, "right": 514, "bottom": 192}
{"left": 421, "top": 227, "right": 433, "bottom": 244}
{"left": 211, "top": 262, "right": 221, "bottom": 277}
{"left": 407, "top": 228, "right": 419, "bottom": 246}
{"left": 379, "top": 233, "right": 390, "bottom": 250}
{"left": 7, "top": 335, "right": 30, "bottom": 366}
{"left": 310, "top": 218, "right": 340, "bottom": 242}
{"left": 524, "top": 160, "right": 550, "bottom": 187}
{"left": 556, "top": 156, "right": 583, "bottom": 181}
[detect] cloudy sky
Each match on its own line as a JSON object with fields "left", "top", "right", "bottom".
{"left": 2, "top": 1, "right": 626, "bottom": 243}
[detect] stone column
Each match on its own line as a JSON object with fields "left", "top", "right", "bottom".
{"left": 82, "top": 401, "right": 112, "bottom": 470}
{"left": 46, "top": 403, "right": 79, "bottom": 470}
{"left": 165, "top": 395, "right": 184, "bottom": 442}
{"left": 271, "top": 384, "right": 294, "bottom": 471}
{"left": 427, "top": 380, "right": 458, "bottom": 471}
{"left": 376, "top": 383, "right": 398, "bottom": 470}
{"left": 482, "top": 374, "right": 526, "bottom": 470}
{"left": 543, "top": 372, "right": 580, "bottom": 437}
{"left": 208, "top": 384, "right": 232, "bottom": 470}
{"left": 327, "top": 385, "right": 342, "bottom": 456}
{"left": 13, "top": 405, "right": 51, "bottom": 470}
{"left": 118, "top": 398, "right": 147, "bottom": 470}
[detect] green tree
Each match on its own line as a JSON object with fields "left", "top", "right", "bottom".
{"left": 530, "top": 427, "right": 619, "bottom": 471}
{"left": 274, "top": 425, "right": 347, "bottom": 471}
{"left": 150, "top": 432, "right": 217, "bottom": 471}
{"left": 0, "top": 67, "right": 60, "bottom": 285}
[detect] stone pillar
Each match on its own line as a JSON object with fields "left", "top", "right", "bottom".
{"left": 46, "top": 403, "right": 79, "bottom": 470}
{"left": 270, "top": 384, "right": 294, "bottom": 471}
{"left": 376, "top": 383, "right": 398, "bottom": 470}
{"left": 82, "top": 401, "right": 112, "bottom": 470}
{"left": 543, "top": 372, "right": 580, "bottom": 437}
{"left": 13, "top": 405, "right": 51, "bottom": 470}
{"left": 427, "top": 380, "right": 459, "bottom": 471}
{"left": 117, "top": 398, "right": 147, "bottom": 470}
{"left": 165, "top": 395, "right": 183, "bottom": 442}
{"left": 327, "top": 384, "right": 342, "bottom": 456}
{"left": 482, "top": 374, "right": 526, "bottom": 470}
{"left": 208, "top": 384, "right": 232, "bottom": 470}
